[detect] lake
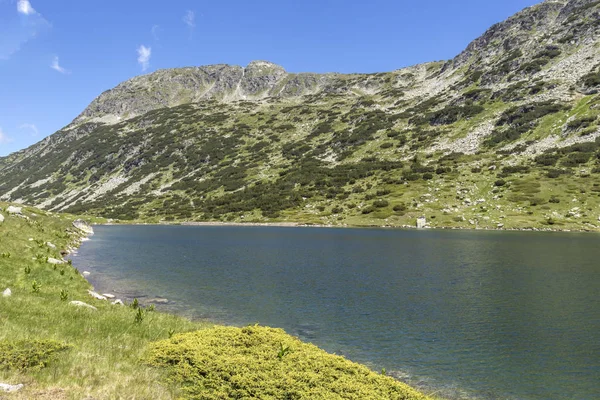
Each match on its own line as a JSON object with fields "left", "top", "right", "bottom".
{"left": 71, "top": 225, "right": 600, "bottom": 400}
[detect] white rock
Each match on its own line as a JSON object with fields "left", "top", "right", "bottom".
{"left": 83, "top": 271, "right": 91, "bottom": 277}
{"left": 88, "top": 290, "right": 107, "bottom": 301}
{"left": 0, "top": 213, "right": 4, "bottom": 223}
{"left": 47, "top": 257, "right": 65, "bottom": 265}
{"left": 69, "top": 301, "right": 97, "bottom": 310}
{"left": 497, "top": 223, "right": 505, "bottom": 229}
{"left": 46, "top": 242, "right": 56, "bottom": 249}
{"left": 2, "top": 288, "right": 11, "bottom": 297}
{"left": 6, "top": 206, "right": 22, "bottom": 215}
{"left": 112, "top": 299, "right": 124, "bottom": 305}
{"left": 416, "top": 217, "right": 427, "bottom": 229}
{"left": 103, "top": 293, "right": 116, "bottom": 299}
{"left": 0, "top": 383, "right": 24, "bottom": 392}
{"left": 72, "top": 219, "right": 94, "bottom": 235}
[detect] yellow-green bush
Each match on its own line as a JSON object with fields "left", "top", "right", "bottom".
{"left": 146, "top": 325, "right": 430, "bottom": 400}
{"left": 0, "top": 339, "right": 69, "bottom": 371}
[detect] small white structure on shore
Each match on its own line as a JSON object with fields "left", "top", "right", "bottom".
{"left": 416, "top": 217, "right": 427, "bottom": 229}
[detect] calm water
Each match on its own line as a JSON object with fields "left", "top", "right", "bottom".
{"left": 71, "top": 226, "right": 600, "bottom": 400}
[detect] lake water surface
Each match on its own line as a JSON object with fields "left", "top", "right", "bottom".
{"left": 72, "top": 225, "right": 600, "bottom": 400}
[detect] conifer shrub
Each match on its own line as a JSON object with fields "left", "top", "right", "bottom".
{"left": 0, "top": 339, "right": 69, "bottom": 371}
{"left": 146, "top": 326, "right": 429, "bottom": 400}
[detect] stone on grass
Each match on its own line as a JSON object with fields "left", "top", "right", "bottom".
{"left": 112, "top": 299, "right": 124, "bottom": 306}
{"left": 6, "top": 206, "right": 22, "bottom": 215}
{"left": 46, "top": 242, "right": 56, "bottom": 249}
{"left": 2, "top": 288, "right": 11, "bottom": 297}
{"left": 69, "top": 301, "right": 97, "bottom": 310}
{"left": 0, "top": 383, "right": 24, "bottom": 392}
{"left": 88, "top": 290, "right": 107, "bottom": 300}
{"left": 47, "top": 257, "right": 65, "bottom": 265}
{"left": 0, "top": 213, "right": 4, "bottom": 223}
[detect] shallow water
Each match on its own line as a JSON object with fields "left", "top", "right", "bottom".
{"left": 72, "top": 225, "right": 600, "bottom": 399}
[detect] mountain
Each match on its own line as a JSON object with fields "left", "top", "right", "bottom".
{"left": 1, "top": 0, "right": 600, "bottom": 230}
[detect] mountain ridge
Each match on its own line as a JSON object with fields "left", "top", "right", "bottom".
{"left": 1, "top": 0, "right": 600, "bottom": 231}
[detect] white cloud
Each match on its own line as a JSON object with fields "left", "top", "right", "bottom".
{"left": 183, "top": 10, "right": 195, "bottom": 29}
{"left": 0, "top": 0, "right": 51, "bottom": 60}
{"left": 137, "top": 45, "right": 151, "bottom": 71}
{"left": 50, "top": 56, "right": 69, "bottom": 74}
{"left": 17, "top": 0, "right": 35, "bottom": 15}
{"left": 151, "top": 25, "right": 160, "bottom": 41}
{"left": 0, "top": 128, "right": 12, "bottom": 145}
{"left": 19, "top": 123, "right": 38, "bottom": 136}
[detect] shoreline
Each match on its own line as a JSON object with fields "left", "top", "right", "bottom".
{"left": 97, "top": 219, "right": 600, "bottom": 234}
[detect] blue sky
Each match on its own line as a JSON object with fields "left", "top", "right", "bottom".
{"left": 0, "top": 0, "right": 539, "bottom": 156}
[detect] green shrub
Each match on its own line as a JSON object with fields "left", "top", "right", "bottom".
{"left": 373, "top": 199, "right": 389, "bottom": 208}
{"left": 393, "top": 204, "right": 407, "bottom": 212}
{"left": 361, "top": 206, "right": 376, "bottom": 214}
{"left": 0, "top": 339, "right": 69, "bottom": 371}
{"left": 146, "top": 326, "right": 429, "bottom": 400}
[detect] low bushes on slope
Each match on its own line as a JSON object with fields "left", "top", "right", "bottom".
{"left": 146, "top": 325, "right": 431, "bottom": 400}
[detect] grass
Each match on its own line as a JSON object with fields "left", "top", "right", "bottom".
{"left": 0, "top": 202, "right": 434, "bottom": 399}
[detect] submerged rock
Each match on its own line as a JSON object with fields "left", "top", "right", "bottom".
{"left": 83, "top": 271, "right": 91, "bottom": 277}
{"left": 0, "top": 383, "right": 24, "bottom": 392}
{"left": 147, "top": 297, "right": 169, "bottom": 304}
{"left": 69, "top": 301, "right": 97, "bottom": 310}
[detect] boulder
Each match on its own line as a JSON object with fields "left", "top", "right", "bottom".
{"left": 103, "top": 293, "right": 116, "bottom": 299}
{"left": 6, "top": 206, "right": 22, "bottom": 215}
{"left": 112, "top": 299, "right": 124, "bottom": 306}
{"left": 83, "top": 271, "right": 91, "bottom": 277}
{"left": 0, "top": 383, "right": 24, "bottom": 393}
{"left": 47, "top": 257, "right": 65, "bottom": 265}
{"left": 69, "top": 301, "right": 97, "bottom": 310}
{"left": 416, "top": 217, "right": 427, "bottom": 229}
{"left": 2, "top": 288, "right": 11, "bottom": 297}
{"left": 46, "top": 242, "right": 57, "bottom": 249}
{"left": 88, "top": 290, "right": 107, "bottom": 300}
{"left": 73, "top": 219, "right": 94, "bottom": 235}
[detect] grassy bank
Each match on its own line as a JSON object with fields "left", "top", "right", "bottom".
{"left": 0, "top": 202, "right": 433, "bottom": 400}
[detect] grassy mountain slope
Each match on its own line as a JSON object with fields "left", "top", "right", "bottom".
{"left": 1, "top": 0, "right": 600, "bottom": 230}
